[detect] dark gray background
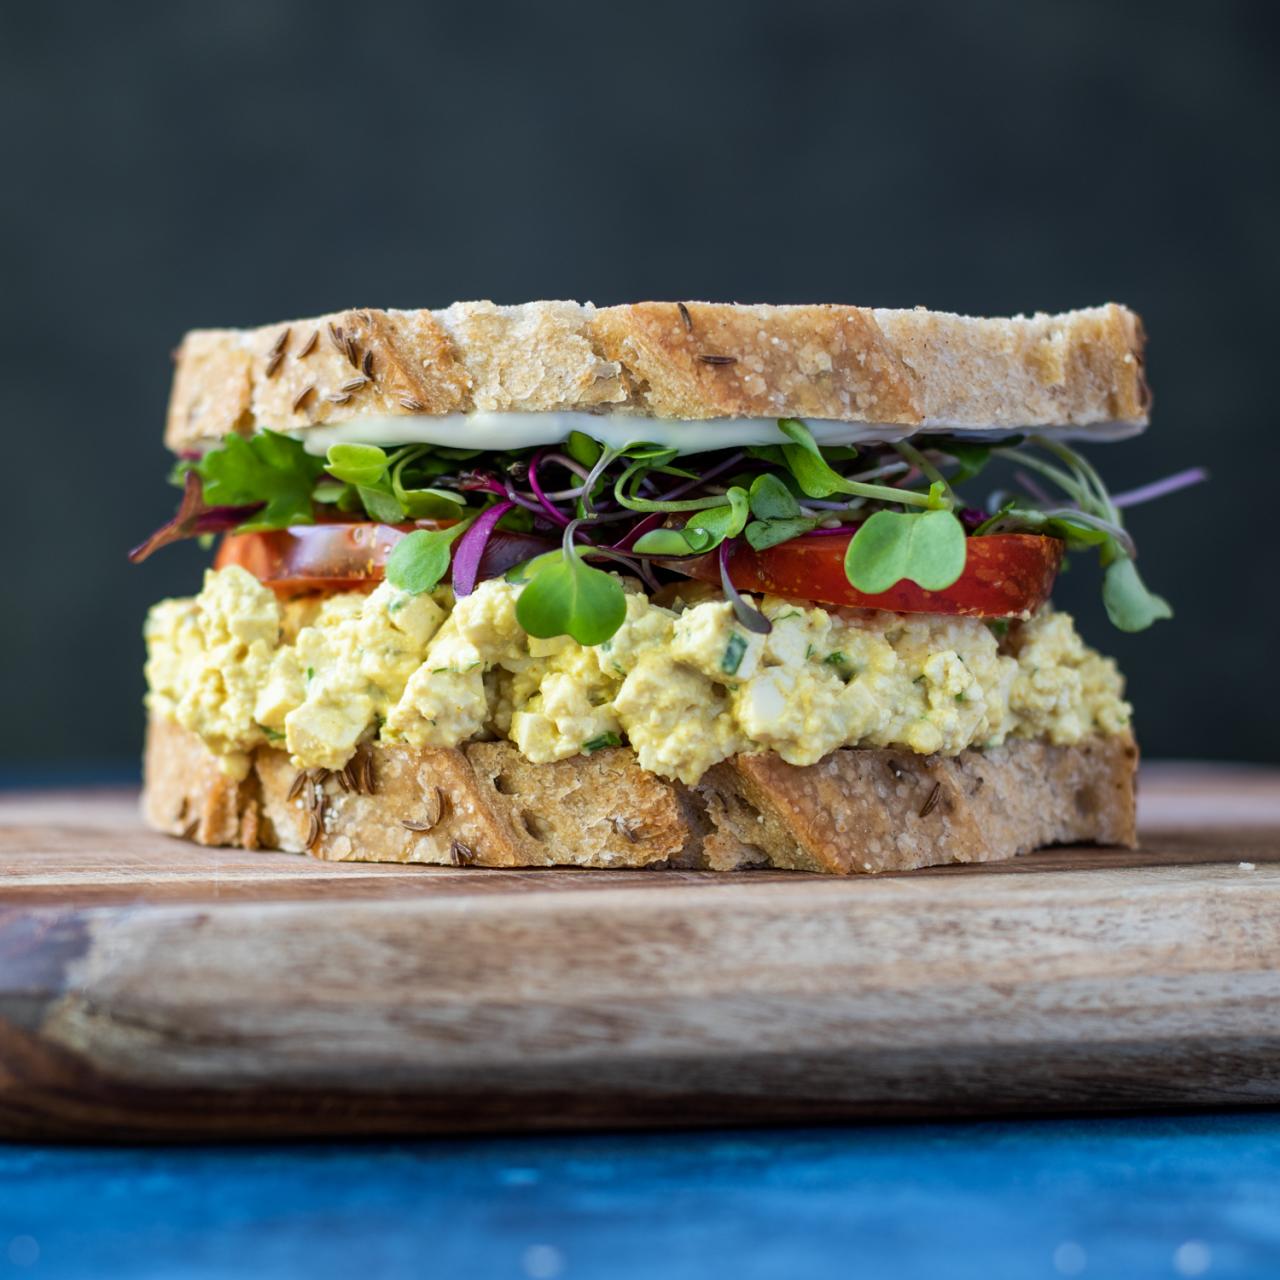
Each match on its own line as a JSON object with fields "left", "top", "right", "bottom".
{"left": 2, "top": 0, "right": 1276, "bottom": 772}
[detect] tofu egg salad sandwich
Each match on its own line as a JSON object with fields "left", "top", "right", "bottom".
{"left": 134, "top": 301, "right": 1202, "bottom": 874}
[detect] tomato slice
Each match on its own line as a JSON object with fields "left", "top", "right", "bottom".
{"left": 214, "top": 522, "right": 554, "bottom": 596}
{"left": 669, "top": 531, "right": 1063, "bottom": 617}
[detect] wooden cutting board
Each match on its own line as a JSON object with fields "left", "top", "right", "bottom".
{"left": 3, "top": 765, "right": 1279, "bottom": 1141}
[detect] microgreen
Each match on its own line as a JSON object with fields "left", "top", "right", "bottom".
{"left": 777, "top": 420, "right": 936, "bottom": 508}
{"left": 682, "top": 486, "right": 750, "bottom": 552}
{"left": 844, "top": 509, "right": 968, "bottom": 593}
{"left": 582, "top": 731, "right": 622, "bottom": 753}
{"left": 385, "top": 522, "right": 469, "bottom": 595}
{"left": 745, "top": 516, "right": 820, "bottom": 550}
{"left": 1102, "top": 553, "right": 1173, "bottom": 632}
{"left": 631, "top": 527, "right": 698, "bottom": 556}
{"left": 515, "top": 526, "right": 628, "bottom": 646}
{"left": 944, "top": 441, "right": 992, "bottom": 483}
{"left": 566, "top": 431, "right": 603, "bottom": 469}
{"left": 979, "top": 436, "right": 1186, "bottom": 631}
{"left": 358, "top": 484, "right": 406, "bottom": 523}
{"left": 325, "top": 443, "right": 389, "bottom": 488}
{"left": 748, "top": 473, "right": 802, "bottom": 520}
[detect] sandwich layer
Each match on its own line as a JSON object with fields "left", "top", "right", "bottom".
{"left": 165, "top": 301, "right": 1150, "bottom": 453}
{"left": 144, "top": 566, "right": 1132, "bottom": 787}
{"left": 143, "top": 714, "right": 1138, "bottom": 875}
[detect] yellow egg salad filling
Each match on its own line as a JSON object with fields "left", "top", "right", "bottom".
{"left": 145, "top": 565, "right": 1131, "bottom": 784}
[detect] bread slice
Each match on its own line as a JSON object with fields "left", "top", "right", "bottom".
{"left": 165, "top": 301, "right": 1150, "bottom": 453}
{"left": 142, "top": 715, "right": 1138, "bottom": 875}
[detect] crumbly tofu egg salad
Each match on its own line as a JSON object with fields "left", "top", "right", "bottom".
{"left": 134, "top": 419, "right": 1202, "bottom": 781}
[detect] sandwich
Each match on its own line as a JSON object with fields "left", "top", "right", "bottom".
{"left": 132, "top": 301, "right": 1201, "bottom": 874}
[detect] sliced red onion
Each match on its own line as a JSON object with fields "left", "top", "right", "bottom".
{"left": 451, "top": 500, "right": 516, "bottom": 596}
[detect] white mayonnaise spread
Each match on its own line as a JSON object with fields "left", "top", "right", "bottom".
{"left": 290, "top": 412, "right": 1144, "bottom": 457}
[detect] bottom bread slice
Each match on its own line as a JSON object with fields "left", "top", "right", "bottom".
{"left": 142, "top": 716, "right": 1137, "bottom": 875}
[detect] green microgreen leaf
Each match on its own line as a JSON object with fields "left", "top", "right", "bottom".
{"left": 196, "top": 430, "right": 326, "bottom": 530}
{"left": 1102, "top": 555, "right": 1173, "bottom": 632}
{"left": 582, "top": 731, "right": 622, "bottom": 754}
{"left": 777, "top": 418, "right": 851, "bottom": 499}
{"left": 566, "top": 431, "right": 603, "bottom": 468}
{"left": 682, "top": 486, "right": 749, "bottom": 552}
{"left": 389, "top": 445, "right": 465, "bottom": 519}
{"left": 622, "top": 443, "right": 679, "bottom": 461}
{"left": 776, "top": 419, "right": 936, "bottom": 508}
{"left": 942, "top": 440, "right": 992, "bottom": 482}
{"left": 402, "top": 489, "right": 466, "bottom": 519}
{"left": 515, "top": 542, "right": 627, "bottom": 646}
{"left": 844, "top": 509, "right": 967, "bottom": 593}
{"left": 325, "top": 443, "right": 390, "bottom": 488}
{"left": 631, "top": 528, "right": 696, "bottom": 556}
{"left": 385, "top": 523, "right": 468, "bottom": 595}
{"left": 744, "top": 516, "right": 820, "bottom": 550}
{"left": 358, "top": 485, "right": 406, "bottom": 524}
{"left": 748, "top": 473, "right": 802, "bottom": 520}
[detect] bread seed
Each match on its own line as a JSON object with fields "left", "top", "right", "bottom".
{"left": 399, "top": 395, "right": 425, "bottom": 412}
{"left": 339, "top": 375, "right": 369, "bottom": 393}
{"left": 919, "top": 783, "right": 942, "bottom": 818}
{"left": 304, "top": 811, "right": 321, "bottom": 849}
{"left": 611, "top": 815, "right": 639, "bottom": 843}
{"left": 402, "top": 789, "right": 443, "bottom": 833}
{"left": 450, "top": 839, "right": 475, "bottom": 866}
{"left": 287, "top": 771, "right": 307, "bottom": 802}
{"left": 327, "top": 323, "right": 346, "bottom": 354}
{"left": 362, "top": 348, "right": 375, "bottom": 379}
{"left": 355, "top": 747, "right": 373, "bottom": 793}
{"left": 698, "top": 353, "right": 737, "bottom": 366}
{"left": 291, "top": 383, "right": 315, "bottom": 413}
{"left": 677, "top": 301, "right": 693, "bottom": 332}
{"left": 325, "top": 391, "right": 353, "bottom": 405}
{"left": 297, "top": 329, "right": 319, "bottom": 358}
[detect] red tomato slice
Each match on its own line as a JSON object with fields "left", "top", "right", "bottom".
{"left": 669, "top": 531, "right": 1063, "bottom": 618}
{"left": 214, "top": 522, "right": 553, "bottom": 596}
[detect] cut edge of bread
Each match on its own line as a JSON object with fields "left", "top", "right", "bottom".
{"left": 142, "top": 715, "right": 1138, "bottom": 876}
{"left": 164, "top": 300, "right": 1150, "bottom": 453}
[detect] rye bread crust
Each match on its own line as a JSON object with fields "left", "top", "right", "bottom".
{"left": 142, "top": 716, "right": 1138, "bottom": 876}
{"left": 164, "top": 301, "right": 1150, "bottom": 453}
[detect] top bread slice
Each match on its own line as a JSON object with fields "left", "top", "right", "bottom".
{"left": 165, "top": 300, "right": 1150, "bottom": 453}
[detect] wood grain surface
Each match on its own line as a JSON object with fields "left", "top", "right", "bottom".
{"left": 2, "top": 764, "right": 1279, "bottom": 1141}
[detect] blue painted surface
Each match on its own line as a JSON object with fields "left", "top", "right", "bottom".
{"left": 3, "top": 1113, "right": 1280, "bottom": 1279}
